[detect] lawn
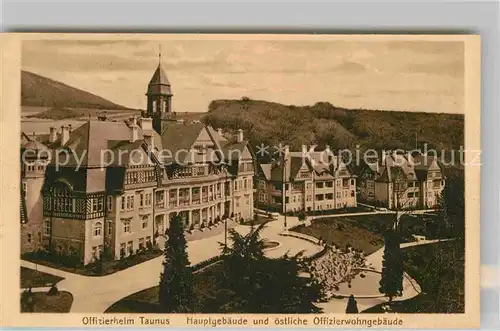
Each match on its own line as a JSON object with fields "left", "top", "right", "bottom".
{"left": 21, "top": 267, "right": 63, "bottom": 288}
{"left": 363, "top": 240, "right": 465, "bottom": 313}
{"left": 23, "top": 249, "right": 163, "bottom": 277}
{"left": 105, "top": 262, "right": 224, "bottom": 313}
{"left": 290, "top": 214, "right": 396, "bottom": 254}
{"left": 21, "top": 291, "right": 73, "bottom": 313}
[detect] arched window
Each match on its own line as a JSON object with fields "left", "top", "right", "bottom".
{"left": 93, "top": 222, "right": 102, "bottom": 237}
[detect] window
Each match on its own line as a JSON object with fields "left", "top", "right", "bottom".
{"left": 315, "top": 182, "right": 324, "bottom": 189}
{"left": 350, "top": 179, "right": 355, "bottom": 186}
{"left": 98, "top": 198, "right": 103, "bottom": 212}
{"left": 407, "top": 192, "right": 414, "bottom": 198}
{"left": 336, "top": 180, "right": 341, "bottom": 187}
{"left": 414, "top": 191, "right": 420, "bottom": 197}
{"left": 142, "top": 216, "right": 149, "bottom": 229}
{"left": 43, "top": 219, "right": 51, "bottom": 236}
{"left": 146, "top": 236, "right": 152, "bottom": 245}
{"left": 22, "top": 181, "right": 27, "bottom": 194}
{"left": 326, "top": 181, "right": 333, "bottom": 188}
{"left": 306, "top": 195, "right": 312, "bottom": 202}
{"left": 139, "top": 238, "right": 145, "bottom": 249}
{"left": 27, "top": 233, "right": 32, "bottom": 243}
{"left": 123, "top": 219, "right": 131, "bottom": 233}
{"left": 93, "top": 222, "right": 102, "bottom": 237}
{"left": 316, "top": 194, "right": 324, "bottom": 201}
{"left": 107, "top": 196, "right": 113, "bottom": 212}
{"left": 121, "top": 197, "right": 125, "bottom": 210}
{"left": 306, "top": 183, "right": 312, "bottom": 190}
{"left": 326, "top": 193, "right": 333, "bottom": 200}
{"left": 351, "top": 191, "right": 355, "bottom": 197}
{"left": 285, "top": 197, "right": 289, "bottom": 204}
{"left": 140, "top": 193, "right": 144, "bottom": 207}
{"left": 92, "top": 246, "right": 98, "bottom": 259}
{"left": 127, "top": 241, "right": 133, "bottom": 255}
{"left": 156, "top": 191, "right": 165, "bottom": 207}
{"left": 234, "top": 181, "right": 238, "bottom": 191}
{"left": 259, "top": 181, "right": 265, "bottom": 189}
{"left": 107, "top": 221, "right": 113, "bottom": 236}
{"left": 244, "top": 178, "right": 248, "bottom": 189}
{"left": 336, "top": 192, "right": 341, "bottom": 199}
{"left": 146, "top": 193, "right": 152, "bottom": 206}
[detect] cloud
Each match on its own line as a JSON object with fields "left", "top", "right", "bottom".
{"left": 331, "top": 61, "right": 367, "bottom": 74}
{"left": 407, "top": 61, "right": 464, "bottom": 77}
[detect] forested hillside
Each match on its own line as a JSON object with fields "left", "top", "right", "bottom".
{"left": 204, "top": 98, "right": 464, "bottom": 152}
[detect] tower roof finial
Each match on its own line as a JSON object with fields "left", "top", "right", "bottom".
{"left": 158, "top": 44, "right": 162, "bottom": 66}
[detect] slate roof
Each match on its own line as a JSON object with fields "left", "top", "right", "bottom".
{"left": 147, "top": 64, "right": 172, "bottom": 95}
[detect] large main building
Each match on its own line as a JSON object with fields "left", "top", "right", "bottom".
{"left": 20, "top": 62, "right": 255, "bottom": 265}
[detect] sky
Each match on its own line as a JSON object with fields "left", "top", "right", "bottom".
{"left": 22, "top": 38, "right": 464, "bottom": 114}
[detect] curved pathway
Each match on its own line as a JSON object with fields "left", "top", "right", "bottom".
{"left": 317, "top": 238, "right": 454, "bottom": 313}
{"left": 21, "top": 220, "right": 322, "bottom": 313}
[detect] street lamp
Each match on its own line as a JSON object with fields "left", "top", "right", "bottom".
{"left": 224, "top": 162, "right": 229, "bottom": 248}
{"left": 282, "top": 158, "right": 288, "bottom": 229}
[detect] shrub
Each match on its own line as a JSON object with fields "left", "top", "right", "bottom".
{"left": 47, "top": 284, "right": 59, "bottom": 296}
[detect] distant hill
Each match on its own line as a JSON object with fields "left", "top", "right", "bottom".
{"left": 21, "top": 70, "right": 131, "bottom": 110}
{"left": 26, "top": 107, "right": 85, "bottom": 120}
{"left": 203, "top": 98, "right": 464, "bottom": 152}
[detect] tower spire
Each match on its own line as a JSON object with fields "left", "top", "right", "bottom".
{"left": 158, "top": 44, "right": 162, "bottom": 66}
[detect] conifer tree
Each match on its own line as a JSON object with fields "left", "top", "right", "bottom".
{"left": 345, "top": 294, "right": 359, "bottom": 313}
{"left": 379, "top": 231, "right": 404, "bottom": 302}
{"left": 159, "top": 214, "right": 193, "bottom": 312}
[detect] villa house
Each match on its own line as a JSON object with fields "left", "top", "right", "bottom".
{"left": 357, "top": 151, "right": 445, "bottom": 209}
{"left": 255, "top": 147, "right": 357, "bottom": 213}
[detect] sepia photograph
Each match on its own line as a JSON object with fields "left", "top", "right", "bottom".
{"left": 1, "top": 33, "right": 480, "bottom": 328}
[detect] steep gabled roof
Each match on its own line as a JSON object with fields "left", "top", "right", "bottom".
{"left": 147, "top": 64, "right": 172, "bottom": 95}
{"left": 159, "top": 121, "right": 206, "bottom": 163}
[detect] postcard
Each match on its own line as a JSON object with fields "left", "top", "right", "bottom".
{"left": 0, "top": 33, "right": 480, "bottom": 328}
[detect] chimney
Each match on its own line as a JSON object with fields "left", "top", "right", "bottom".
{"left": 68, "top": 124, "right": 73, "bottom": 133}
{"left": 49, "top": 127, "right": 57, "bottom": 143}
{"left": 284, "top": 145, "right": 290, "bottom": 156}
{"left": 217, "top": 128, "right": 223, "bottom": 137}
{"left": 130, "top": 125, "right": 139, "bottom": 143}
{"left": 140, "top": 118, "right": 155, "bottom": 149}
{"left": 129, "top": 116, "right": 138, "bottom": 126}
{"left": 237, "top": 129, "right": 244, "bottom": 143}
{"left": 61, "top": 125, "right": 70, "bottom": 145}
{"left": 139, "top": 117, "right": 153, "bottom": 132}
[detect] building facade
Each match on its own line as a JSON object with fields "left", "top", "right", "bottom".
{"left": 20, "top": 62, "right": 255, "bottom": 265}
{"left": 255, "top": 147, "right": 357, "bottom": 213}
{"left": 357, "top": 151, "right": 445, "bottom": 209}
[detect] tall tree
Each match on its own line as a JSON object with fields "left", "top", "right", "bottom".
{"left": 345, "top": 294, "right": 359, "bottom": 313}
{"left": 217, "top": 223, "right": 323, "bottom": 313}
{"left": 379, "top": 231, "right": 404, "bottom": 302}
{"left": 159, "top": 214, "right": 193, "bottom": 312}
{"left": 438, "top": 168, "right": 465, "bottom": 238}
